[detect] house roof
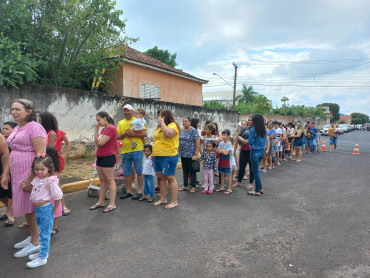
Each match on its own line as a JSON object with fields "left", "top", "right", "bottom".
{"left": 116, "top": 45, "right": 208, "bottom": 84}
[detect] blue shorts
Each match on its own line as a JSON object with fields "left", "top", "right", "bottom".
{"left": 330, "top": 137, "right": 338, "bottom": 145}
{"left": 153, "top": 155, "right": 179, "bottom": 176}
{"left": 122, "top": 151, "right": 143, "bottom": 176}
{"left": 274, "top": 145, "right": 280, "bottom": 153}
{"left": 294, "top": 138, "right": 304, "bottom": 147}
{"left": 218, "top": 167, "right": 231, "bottom": 175}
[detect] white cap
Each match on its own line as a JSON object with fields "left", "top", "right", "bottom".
{"left": 123, "top": 104, "right": 133, "bottom": 111}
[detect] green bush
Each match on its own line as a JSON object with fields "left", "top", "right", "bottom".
{"left": 0, "top": 33, "right": 36, "bottom": 89}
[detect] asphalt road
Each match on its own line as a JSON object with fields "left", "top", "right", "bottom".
{"left": 1, "top": 131, "right": 370, "bottom": 278}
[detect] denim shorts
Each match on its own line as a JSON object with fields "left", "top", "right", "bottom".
{"left": 218, "top": 167, "right": 231, "bottom": 175}
{"left": 330, "top": 137, "right": 338, "bottom": 145}
{"left": 122, "top": 151, "right": 143, "bottom": 176}
{"left": 274, "top": 145, "right": 280, "bottom": 153}
{"left": 294, "top": 138, "right": 304, "bottom": 147}
{"left": 153, "top": 155, "right": 179, "bottom": 176}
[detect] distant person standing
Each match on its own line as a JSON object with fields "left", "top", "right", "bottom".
{"left": 328, "top": 123, "right": 339, "bottom": 151}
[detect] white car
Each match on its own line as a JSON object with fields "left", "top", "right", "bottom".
{"left": 338, "top": 124, "right": 348, "bottom": 133}
{"left": 321, "top": 125, "right": 331, "bottom": 135}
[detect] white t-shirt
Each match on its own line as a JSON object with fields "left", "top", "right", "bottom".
{"left": 273, "top": 127, "right": 283, "bottom": 147}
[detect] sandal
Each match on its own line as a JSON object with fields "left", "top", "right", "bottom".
{"left": 0, "top": 214, "right": 7, "bottom": 221}
{"left": 139, "top": 197, "right": 147, "bottom": 201}
{"left": 147, "top": 197, "right": 154, "bottom": 202}
{"left": 5, "top": 219, "right": 15, "bottom": 226}
{"left": 18, "top": 223, "right": 29, "bottom": 228}
{"left": 247, "top": 190, "right": 260, "bottom": 196}
{"left": 165, "top": 202, "right": 178, "bottom": 209}
{"left": 51, "top": 228, "right": 59, "bottom": 236}
{"left": 190, "top": 188, "right": 196, "bottom": 193}
{"left": 62, "top": 208, "right": 71, "bottom": 216}
{"left": 178, "top": 187, "right": 188, "bottom": 191}
{"left": 103, "top": 206, "right": 116, "bottom": 213}
{"left": 246, "top": 184, "right": 254, "bottom": 190}
{"left": 215, "top": 188, "right": 225, "bottom": 192}
{"left": 89, "top": 204, "right": 105, "bottom": 210}
{"left": 224, "top": 190, "right": 232, "bottom": 195}
{"left": 154, "top": 200, "right": 167, "bottom": 206}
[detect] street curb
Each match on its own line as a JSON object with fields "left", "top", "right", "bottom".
{"left": 61, "top": 178, "right": 100, "bottom": 193}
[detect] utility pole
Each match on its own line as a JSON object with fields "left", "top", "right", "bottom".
{"left": 232, "top": 62, "right": 238, "bottom": 109}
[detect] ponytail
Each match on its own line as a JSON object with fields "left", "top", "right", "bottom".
{"left": 96, "top": 111, "right": 115, "bottom": 125}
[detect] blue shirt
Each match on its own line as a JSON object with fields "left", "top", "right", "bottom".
{"left": 249, "top": 127, "right": 267, "bottom": 150}
{"left": 266, "top": 129, "right": 276, "bottom": 144}
{"left": 178, "top": 127, "right": 200, "bottom": 158}
{"left": 311, "top": 127, "right": 317, "bottom": 140}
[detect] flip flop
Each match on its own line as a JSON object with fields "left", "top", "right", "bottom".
{"left": 247, "top": 190, "right": 260, "bottom": 196}
{"left": 190, "top": 188, "right": 197, "bottom": 193}
{"left": 62, "top": 208, "right": 71, "bottom": 216}
{"left": 18, "top": 223, "right": 29, "bottom": 228}
{"left": 178, "top": 187, "right": 188, "bottom": 191}
{"left": 0, "top": 214, "right": 8, "bottom": 221}
{"left": 139, "top": 197, "right": 147, "bottom": 201}
{"left": 147, "top": 197, "right": 154, "bottom": 202}
{"left": 103, "top": 206, "right": 116, "bottom": 213}
{"left": 5, "top": 219, "right": 15, "bottom": 226}
{"left": 89, "top": 204, "right": 105, "bottom": 210}
{"left": 215, "top": 189, "right": 225, "bottom": 192}
{"left": 154, "top": 200, "right": 167, "bottom": 206}
{"left": 51, "top": 228, "right": 59, "bottom": 236}
{"left": 165, "top": 202, "right": 178, "bottom": 209}
{"left": 224, "top": 190, "right": 232, "bottom": 195}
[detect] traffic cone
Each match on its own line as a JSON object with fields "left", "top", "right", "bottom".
{"left": 321, "top": 138, "right": 327, "bottom": 152}
{"left": 352, "top": 141, "right": 360, "bottom": 155}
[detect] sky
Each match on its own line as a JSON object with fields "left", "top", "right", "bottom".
{"left": 117, "top": 0, "right": 370, "bottom": 115}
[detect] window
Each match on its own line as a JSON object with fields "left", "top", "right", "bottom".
{"left": 140, "top": 83, "right": 160, "bottom": 99}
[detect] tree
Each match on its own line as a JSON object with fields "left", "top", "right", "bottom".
{"left": 144, "top": 46, "right": 178, "bottom": 68}
{"left": 235, "top": 84, "right": 258, "bottom": 105}
{"left": 351, "top": 113, "right": 369, "bottom": 124}
{"left": 0, "top": 0, "right": 132, "bottom": 91}
{"left": 318, "top": 103, "right": 340, "bottom": 123}
{"left": 203, "top": 100, "right": 228, "bottom": 109}
{"left": 281, "top": 96, "right": 289, "bottom": 107}
{"left": 0, "top": 33, "right": 37, "bottom": 89}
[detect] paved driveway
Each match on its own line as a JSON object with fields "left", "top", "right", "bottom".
{"left": 1, "top": 131, "right": 370, "bottom": 277}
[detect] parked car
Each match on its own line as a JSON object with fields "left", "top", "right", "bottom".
{"left": 321, "top": 125, "right": 331, "bottom": 135}
{"left": 356, "top": 124, "right": 362, "bottom": 130}
{"left": 338, "top": 124, "right": 348, "bottom": 133}
{"left": 346, "top": 124, "right": 354, "bottom": 132}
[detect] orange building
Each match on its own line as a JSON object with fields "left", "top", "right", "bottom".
{"left": 109, "top": 46, "right": 208, "bottom": 106}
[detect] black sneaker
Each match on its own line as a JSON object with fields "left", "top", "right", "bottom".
{"left": 132, "top": 193, "right": 143, "bottom": 200}
{"left": 120, "top": 193, "right": 133, "bottom": 199}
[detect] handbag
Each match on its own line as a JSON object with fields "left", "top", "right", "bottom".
{"left": 191, "top": 160, "right": 200, "bottom": 172}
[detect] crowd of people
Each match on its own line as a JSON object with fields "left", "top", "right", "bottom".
{"left": 0, "top": 99, "right": 332, "bottom": 269}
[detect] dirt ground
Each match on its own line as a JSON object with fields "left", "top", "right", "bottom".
{"left": 59, "top": 156, "right": 96, "bottom": 184}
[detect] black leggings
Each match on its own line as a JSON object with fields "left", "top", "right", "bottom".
{"left": 181, "top": 157, "right": 197, "bottom": 188}
{"left": 237, "top": 149, "right": 254, "bottom": 183}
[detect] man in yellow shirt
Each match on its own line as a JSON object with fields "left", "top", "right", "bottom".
{"left": 328, "top": 123, "right": 338, "bottom": 152}
{"left": 117, "top": 104, "right": 147, "bottom": 200}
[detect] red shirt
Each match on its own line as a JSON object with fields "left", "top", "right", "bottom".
{"left": 96, "top": 125, "right": 117, "bottom": 157}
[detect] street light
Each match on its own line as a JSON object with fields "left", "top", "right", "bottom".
{"left": 212, "top": 63, "right": 238, "bottom": 109}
